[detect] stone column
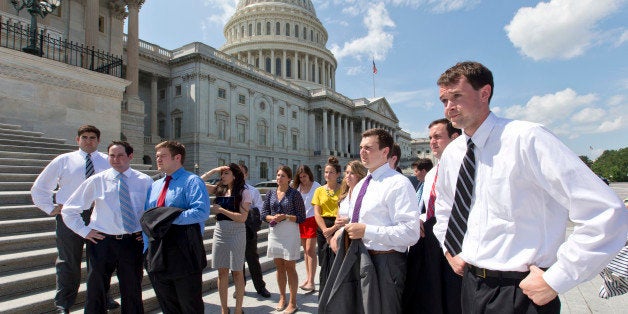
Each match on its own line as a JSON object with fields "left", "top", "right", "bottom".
{"left": 343, "top": 116, "right": 349, "bottom": 155}
{"left": 322, "top": 110, "right": 328, "bottom": 154}
{"left": 308, "top": 111, "right": 315, "bottom": 153}
{"left": 271, "top": 50, "right": 275, "bottom": 75}
{"left": 330, "top": 112, "right": 335, "bottom": 153}
{"left": 314, "top": 57, "right": 319, "bottom": 84}
{"left": 85, "top": 0, "right": 98, "bottom": 49}
{"left": 350, "top": 120, "right": 355, "bottom": 156}
{"left": 305, "top": 54, "right": 309, "bottom": 82}
{"left": 258, "top": 49, "right": 263, "bottom": 68}
{"left": 282, "top": 50, "right": 287, "bottom": 79}
{"left": 361, "top": 118, "right": 366, "bottom": 133}
{"left": 122, "top": 0, "right": 145, "bottom": 159}
{"left": 332, "top": 66, "right": 336, "bottom": 90}
{"left": 336, "top": 114, "right": 342, "bottom": 155}
{"left": 247, "top": 51, "right": 252, "bottom": 65}
{"left": 294, "top": 51, "right": 299, "bottom": 79}
{"left": 150, "top": 75, "right": 159, "bottom": 141}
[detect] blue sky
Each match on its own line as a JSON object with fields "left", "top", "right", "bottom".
{"left": 133, "top": 0, "right": 627, "bottom": 159}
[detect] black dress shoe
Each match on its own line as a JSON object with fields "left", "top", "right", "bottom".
{"left": 106, "top": 296, "right": 120, "bottom": 310}
{"left": 257, "top": 288, "right": 271, "bottom": 298}
{"left": 56, "top": 307, "right": 70, "bottom": 314}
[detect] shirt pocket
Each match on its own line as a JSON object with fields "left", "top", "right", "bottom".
{"left": 485, "top": 166, "right": 514, "bottom": 221}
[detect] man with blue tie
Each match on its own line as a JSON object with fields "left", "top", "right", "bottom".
{"left": 62, "top": 141, "right": 152, "bottom": 313}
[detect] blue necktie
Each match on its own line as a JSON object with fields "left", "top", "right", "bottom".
{"left": 416, "top": 182, "right": 424, "bottom": 206}
{"left": 117, "top": 173, "right": 135, "bottom": 233}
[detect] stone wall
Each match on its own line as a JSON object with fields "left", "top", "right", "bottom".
{"left": 0, "top": 47, "right": 129, "bottom": 148}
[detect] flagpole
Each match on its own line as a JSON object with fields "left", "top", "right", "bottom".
{"left": 372, "top": 69, "right": 375, "bottom": 98}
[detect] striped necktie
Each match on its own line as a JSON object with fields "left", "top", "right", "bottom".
{"left": 85, "top": 153, "right": 95, "bottom": 178}
{"left": 117, "top": 173, "right": 135, "bottom": 233}
{"left": 426, "top": 165, "right": 439, "bottom": 220}
{"left": 444, "top": 139, "right": 476, "bottom": 256}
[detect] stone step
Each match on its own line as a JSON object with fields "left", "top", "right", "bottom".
{"left": 0, "top": 231, "right": 56, "bottom": 254}
{"left": 0, "top": 248, "right": 282, "bottom": 313}
{"left": 0, "top": 144, "right": 72, "bottom": 155}
{"left": 0, "top": 216, "right": 54, "bottom": 237}
{"left": 0, "top": 173, "right": 39, "bottom": 183}
{"left": 0, "top": 157, "right": 50, "bottom": 167}
{"left": 0, "top": 182, "right": 33, "bottom": 192}
{"left": 0, "top": 190, "right": 34, "bottom": 206}
{"left": 0, "top": 131, "right": 67, "bottom": 145}
{"left": 0, "top": 165, "right": 45, "bottom": 174}
{"left": 0, "top": 139, "right": 76, "bottom": 151}
{"left": 0, "top": 123, "right": 22, "bottom": 130}
{"left": 0, "top": 205, "right": 47, "bottom": 220}
{"left": 0, "top": 228, "right": 270, "bottom": 299}
{"left": 0, "top": 150, "right": 59, "bottom": 161}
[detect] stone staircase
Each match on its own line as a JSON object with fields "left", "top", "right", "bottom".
{"left": 0, "top": 123, "right": 278, "bottom": 313}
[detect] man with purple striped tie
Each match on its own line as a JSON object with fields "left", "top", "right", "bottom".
{"left": 62, "top": 141, "right": 152, "bottom": 313}
{"left": 332, "top": 128, "right": 421, "bottom": 313}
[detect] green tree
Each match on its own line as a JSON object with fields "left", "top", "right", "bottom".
{"left": 579, "top": 155, "right": 593, "bottom": 168}
{"left": 591, "top": 148, "right": 628, "bottom": 182}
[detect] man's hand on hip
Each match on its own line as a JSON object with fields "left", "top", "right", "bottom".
{"left": 520, "top": 265, "right": 558, "bottom": 306}
{"left": 85, "top": 229, "right": 105, "bottom": 244}
{"left": 445, "top": 251, "right": 466, "bottom": 276}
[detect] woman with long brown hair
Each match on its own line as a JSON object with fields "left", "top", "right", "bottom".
{"left": 261, "top": 166, "right": 306, "bottom": 314}
{"left": 292, "top": 165, "right": 320, "bottom": 292}
{"left": 312, "top": 156, "right": 341, "bottom": 295}
{"left": 204, "top": 163, "right": 251, "bottom": 314}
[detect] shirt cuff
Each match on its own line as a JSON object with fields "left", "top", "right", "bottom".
{"left": 364, "top": 224, "right": 377, "bottom": 240}
{"left": 542, "top": 264, "right": 573, "bottom": 294}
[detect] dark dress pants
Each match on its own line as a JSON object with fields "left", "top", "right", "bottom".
{"left": 317, "top": 217, "right": 336, "bottom": 296}
{"left": 461, "top": 267, "right": 561, "bottom": 314}
{"left": 85, "top": 235, "right": 144, "bottom": 314}
{"left": 372, "top": 251, "right": 407, "bottom": 314}
{"left": 242, "top": 225, "right": 267, "bottom": 292}
{"left": 149, "top": 271, "right": 204, "bottom": 314}
{"left": 54, "top": 210, "right": 91, "bottom": 309}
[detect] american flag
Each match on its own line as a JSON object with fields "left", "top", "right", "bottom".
{"left": 372, "top": 60, "right": 378, "bottom": 74}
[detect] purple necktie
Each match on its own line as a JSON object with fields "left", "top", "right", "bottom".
{"left": 351, "top": 174, "right": 372, "bottom": 223}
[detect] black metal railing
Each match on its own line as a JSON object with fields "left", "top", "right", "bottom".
{"left": 1, "top": 17, "right": 123, "bottom": 78}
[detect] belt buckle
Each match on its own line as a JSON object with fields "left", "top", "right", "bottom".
{"left": 115, "top": 234, "right": 123, "bottom": 240}
{"left": 479, "top": 267, "right": 486, "bottom": 278}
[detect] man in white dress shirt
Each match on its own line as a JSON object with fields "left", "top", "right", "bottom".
{"left": 337, "top": 128, "right": 421, "bottom": 313}
{"left": 433, "top": 61, "right": 628, "bottom": 313}
{"left": 31, "top": 125, "right": 116, "bottom": 313}
{"left": 62, "top": 141, "right": 152, "bottom": 313}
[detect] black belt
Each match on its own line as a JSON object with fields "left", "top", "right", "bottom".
{"left": 103, "top": 232, "right": 141, "bottom": 240}
{"left": 368, "top": 249, "right": 398, "bottom": 255}
{"left": 467, "top": 264, "right": 530, "bottom": 280}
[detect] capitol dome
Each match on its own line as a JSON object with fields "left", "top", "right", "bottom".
{"left": 221, "top": 0, "right": 337, "bottom": 90}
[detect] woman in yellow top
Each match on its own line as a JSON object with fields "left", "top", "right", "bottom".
{"left": 312, "top": 156, "right": 341, "bottom": 295}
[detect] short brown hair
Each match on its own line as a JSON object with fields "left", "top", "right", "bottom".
{"left": 362, "top": 128, "right": 394, "bottom": 158}
{"left": 429, "top": 118, "right": 462, "bottom": 138}
{"left": 276, "top": 165, "right": 293, "bottom": 179}
{"left": 155, "top": 140, "right": 186, "bottom": 164}
{"left": 412, "top": 158, "right": 433, "bottom": 171}
{"left": 107, "top": 141, "right": 133, "bottom": 156}
{"left": 77, "top": 125, "right": 101, "bottom": 139}
{"left": 391, "top": 143, "right": 401, "bottom": 167}
{"left": 437, "top": 61, "right": 494, "bottom": 104}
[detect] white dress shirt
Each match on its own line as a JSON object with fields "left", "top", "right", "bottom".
{"left": 419, "top": 166, "right": 437, "bottom": 222}
{"left": 62, "top": 168, "right": 153, "bottom": 238}
{"left": 339, "top": 163, "right": 421, "bottom": 252}
{"left": 31, "top": 149, "right": 109, "bottom": 214}
{"left": 245, "top": 182, "right": 264, "bottom": 210}
{"left": 300, "top": 181, "right": 321, "bottom": 218}
{"left": 433, "top": 112, "right": 628, "bottom": 294}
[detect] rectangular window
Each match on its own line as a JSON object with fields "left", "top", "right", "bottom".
{"left": 98, "top": 16, "right": 105, "bottom": 33}
{"left": 237, "top": 122, "right": 246, "bottom": 143}
{"left": 292, "top": 111, "right": 297, "bottom": 119}
{"left": 279, "top": 107, "right": 284, "bottom": 116}
{"left": 239, "top": 94, "right": 246, "bottom": 105}
{"left": 258, "top": 126, "right": 267, "bottom": 146}
{"left": 218, "top": 88, "right": 226, "bottom": 99}
{"left": 218, "top": 158, "right": 226, "bottom": 166}
{"left": 174, "top": 117, "right": 182, "bottom": 138}
{"left": 159, "top": 89, "right": 166, "bottom": 99}
{"left": 260, "top": 162, "right": 268, "bottom": 180}
{"left": 175, "top": 85, "right": 182, "bottom": 96}
{"left": 278, "top": 130, "right": 285, "bottom": 148}
{"left": 292, "top": 134, "right": 298, "bottom": 150}
{"left": 218, "top": 119, "right": 226, "bottom": 140}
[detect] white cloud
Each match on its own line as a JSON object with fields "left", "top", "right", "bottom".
{"left": 427, "top": 0, "right": 480, "bottom": 13}
{"left": 504, "top": 0, "right": 624, "bottom": 60}
{"left": 329, "top": 2, "right": 396, "bottom": 62}
{"left": 203, "top": 0, "right": 237, "bottom": 26}
{"left": 385, "top": 89, "right": 436, "bottom": 108}
{"left": 497, "top": 88, "right": 628, "bottom": 138}
{"left": 617, "top": 30, "right": 628, "bottom": 46}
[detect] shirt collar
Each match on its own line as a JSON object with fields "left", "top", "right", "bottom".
{"left": 468, "top": 111, "right": 497, "bottom": 149}
{"left": 169, "top": 167, "right": 186, "bottom": 180}
{"left": 78, "top": 149, "right": 99, "bottom": 157}
{"left": 369, "top": 162, "right": 394, "bottom": 180}
{"left": 116, "top": 168, "right": 133, "bottom": 178}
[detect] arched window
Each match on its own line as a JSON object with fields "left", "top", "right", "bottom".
{"left": 241, "top": 25, "right": 245, "bottom": 37}
{"left": 286, "top": 59, "right": 292, "bottom": 78}
{"left": 248, "top": 24, "right": 252, "bottom": 36}
{"left": 256, "top": 22, "right": 261, "bottom": 35}
{"left": 297, "top": 60, "right": 302, "bottom": 79}
{"left": 303, "top": 26, "right": 306, "bottom": 39}
{"left": 310, "top": 30, "right": 313, "bottom": 41}
{"left": 275, "top": 58, "right": 281, "bottom": 76}
{"left": 285, "top": 23, "right": 290, "bottom": 36}
{"left": 257, "top": 120, "right": 268, "bottom": 146}
{"left": 276, "top": 22, "right": 280, "bottom": 35}
{"left": 266, "top": 22, "right": 271, "bottom": 35}
{"left": 295, "top": 25, "right": 299, "bottom": 38}
{"left": 265, "top": 57, "right": 271, "bottom": 73}
{"left": 311, "top": 64, "right": 315, "bottom": 81}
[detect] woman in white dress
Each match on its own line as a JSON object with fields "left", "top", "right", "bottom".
{"left": 293, "top": 165, "right": 321, "bottom": 291}
{"left": 204, "top": 163, "right": 251, "bottom": 314}
{"left": 261, "top": 166, "right": 306, "bottom": 314}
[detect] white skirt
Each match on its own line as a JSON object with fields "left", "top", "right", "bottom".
{"left": 266, "top": 220, "right": 301, "bottom": 260}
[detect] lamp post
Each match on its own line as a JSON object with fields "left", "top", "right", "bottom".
{"left": 10, "top": 0, "right": 61, "bottom": 56}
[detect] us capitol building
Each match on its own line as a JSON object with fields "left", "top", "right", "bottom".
{"left": 0, "top": 0, "right": 414, "bottom": 182}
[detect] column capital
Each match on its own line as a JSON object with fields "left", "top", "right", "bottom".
{"left": 109, "top": 1, "right": 128, "bottom": 20}
{"left": 125, "top": 0, "right": 145, "bottom": 10}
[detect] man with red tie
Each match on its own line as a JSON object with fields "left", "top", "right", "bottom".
{"left": 144, "top": 140, "right": 210, "bottom": 313}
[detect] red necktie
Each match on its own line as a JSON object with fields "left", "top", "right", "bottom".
{"left": 426, "top": 165, "right": 439, "bottom": 220}
{"left": 156, "top": 176, "right": 172, "bottom": 207}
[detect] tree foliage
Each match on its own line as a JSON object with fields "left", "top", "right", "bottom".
{"left": 591, "top": 148, "right": 628, "bottom": 182}
{"left": 579, "top": 155, "right": 593, "bottom": 168}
